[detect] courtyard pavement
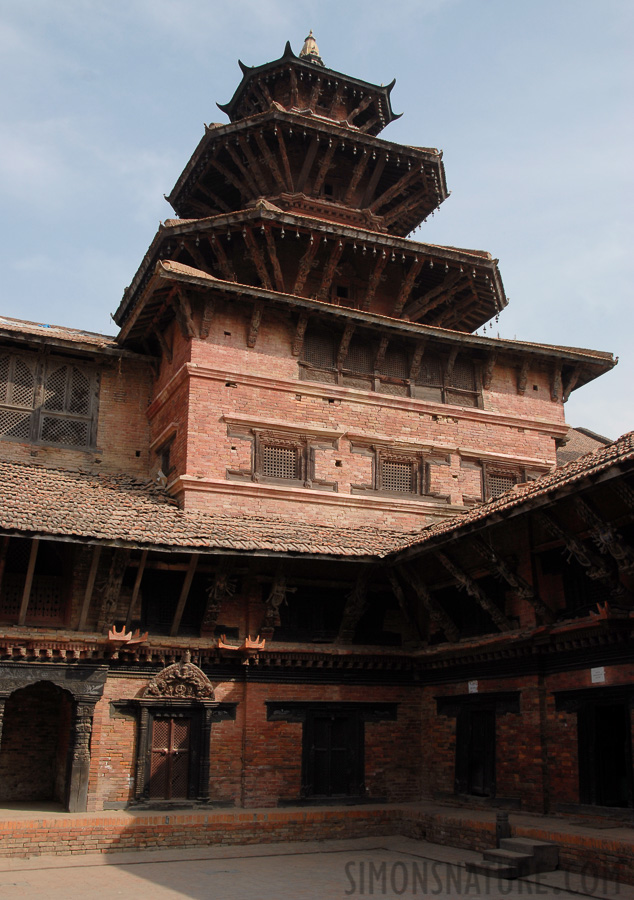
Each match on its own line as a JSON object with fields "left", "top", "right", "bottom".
{"left": 0, "top": 834, "right": 630, "bottom": 900}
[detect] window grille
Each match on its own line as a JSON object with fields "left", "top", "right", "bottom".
{"left": 380, "top": 349, "right": 409, "bottom": 379}
{"left": 487, "top": 471, "right": 518, "bottom": 499}
{"left": 262, "top": 444, "right": 299, "bottom": 480}
{"left": 344, "top": 341, "right": 373, "bottom": 374}
{"left": 381, "top": 459, "right": 414, "bottom": 493}
{"left": 449, "top": 359, "right": 476, "bottom": 391}
{"left": 416, "top": 355, "right": 443, "bottom": 386}
{"left": 0, "top": 351, "right": 97, "bottom": 449}
{"left": 304, "top": 332, "right": 336, "bottom": 369}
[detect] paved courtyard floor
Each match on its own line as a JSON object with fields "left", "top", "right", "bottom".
{"left": 0, "top": 835, "right": 630, "bottom": 900}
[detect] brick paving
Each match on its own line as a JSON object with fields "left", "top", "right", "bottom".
{"left": 0, "top": 836, "right": 631, "bottom": 900}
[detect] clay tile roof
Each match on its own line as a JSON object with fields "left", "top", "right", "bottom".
{"left": 0, "top": 459, "right": 407, "bottom": 558}
{"left": 391, "top": 429, "right": 634, "bottom": 555}
{"left": 0, "top": 316, "right": 118, "bottom": 350}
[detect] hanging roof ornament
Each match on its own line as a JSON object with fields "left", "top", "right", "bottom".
{"left": 299, "top": 29, "right": 324, "bottom": 66}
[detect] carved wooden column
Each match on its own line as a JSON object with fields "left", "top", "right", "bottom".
{"left": 199, "top": 707, "right": 214, "bottom": 803}
{"left": 135, "top": 706, "right": 151, "bottom": 802}
{"left": 67, "top": 700, "right": 97, "bottom": 812}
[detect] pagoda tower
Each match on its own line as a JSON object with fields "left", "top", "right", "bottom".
{"left": 113, "top": 36, "right": 612, "bottom": 528}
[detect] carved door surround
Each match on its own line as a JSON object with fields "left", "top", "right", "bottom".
{"left": 127, "top": 658, "right": 236, "bottom": 806}
{"left": 0, "top": 662, "right": 107, "bottom": 812}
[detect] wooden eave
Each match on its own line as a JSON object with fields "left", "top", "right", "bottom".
{"left": 166, "top": 107, "right": 446, "bottom": 233}
{"left": 217, "top": 43, "right": 399, "bottom": 134}
{"left": 114, "top": 206, "right": 503, "bottom": 331}
{"left": 390, "top": 453, "right": 634, "bottom": 565}
{"left": 0, "top": 322, "right": 151, "bottom": 362}
{"left": 116, "top": 259, "right": 615, "bottom": 395}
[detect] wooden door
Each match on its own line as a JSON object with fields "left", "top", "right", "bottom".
{"left": 456, "top": 707, "right": 496, "bottom": 797}
{"left": 148, "top": 716, "right": 192, "bottom": 800}
{"left": 304, "top": 711, "right": 362, "bottom": 798}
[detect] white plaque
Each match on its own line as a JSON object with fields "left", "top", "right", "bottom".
{"left": 591, "top": 667, "right": 605, "bottom": 684}
{"left": 468, "top": 680, "right": 478, "bottom": 694}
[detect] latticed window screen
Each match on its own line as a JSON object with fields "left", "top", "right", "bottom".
{"left": 380, "top": 349, "right": 409, "bottom": 379}
{"left": 304, "top": 332, "right": 336, "bottom": 369}
{"left": 416, "top": 355, "right": 444, "bottom": 386}
{"left": 344, "top": 341, "right": 374, "bottom": 374}
{"left": 487, "top": 471, "right": 518, "bottom": 499}
{"left": 381, "top": 459, "right": 415, "bottom": 493}
{"left": 262, "top": 444, "right": 299, "bottom": 480}
{"left": 0, "top": 351, "right": 96, "bottom": 448}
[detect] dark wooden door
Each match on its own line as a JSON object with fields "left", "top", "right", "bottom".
{"left": 578, "top": 702, "right": 633, "bottom": 808}
{"left": 456, "top": 707, "right": 496, "bottom": 797}
{"left": 304, "top": 711, "right": 362, "bottom": 797}
{"left": 149, "top": 716, "right": 192, "bottom": 800}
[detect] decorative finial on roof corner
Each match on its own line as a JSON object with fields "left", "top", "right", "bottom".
{"left": 299, "top": 29, "right": 324, "bottom": 66}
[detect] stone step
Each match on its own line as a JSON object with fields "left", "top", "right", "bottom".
{"left": 483, "top": 848, "right": 536, "bottom": 875}
{"left": 465, "top": 860, "right": 519, "bottom": 880}
{"left": 500, "top": 837, "right": 559, "bottom": 871}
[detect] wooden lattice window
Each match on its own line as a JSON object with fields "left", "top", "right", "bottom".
{"left": 415, "top": 353, "right": 479, "bottom": 408}
{"left": 380, "top": 459, "right": 414, "bottom": 493}
{"left": 262, "top": 444, "right": 300, "bottom": 480}
{"left": 0, "top": 350, "right": 98, "bottom": 449}
{"left": 484, "top": 466, "right": 521, "bottom": 500}
{"left": 303, "top": 331, "right": 336, "bottom": 369}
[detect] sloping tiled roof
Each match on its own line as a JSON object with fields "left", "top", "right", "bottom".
{"left": 556, "top": 426, "right": 612, "bottom": 466}
{"left": 391, "top": 429, "right": 634, "bottom": 555}
{"left": 0, "top": 316, "right": 118, "bottom": 350}
{"left": 0, "top": 459, "right": 407, "bottom": 558}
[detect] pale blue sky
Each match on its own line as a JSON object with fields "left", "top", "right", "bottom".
{"left": 0, "top": 0, "right": 632, "bottom": 438}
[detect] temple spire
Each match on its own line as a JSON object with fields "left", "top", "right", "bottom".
{"left": 299, "top": 29, "right": 324, "bottom": 66}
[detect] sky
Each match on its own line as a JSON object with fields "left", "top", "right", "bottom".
{"left": 0, "top": 0, "right": 632, "bottom": 438}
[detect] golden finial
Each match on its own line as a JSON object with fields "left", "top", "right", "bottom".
{"left": 299, "top": 29, "right": 324, "bottom": 66}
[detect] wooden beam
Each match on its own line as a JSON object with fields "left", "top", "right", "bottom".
{"left": 238, "top": 135, "right": 270, "bottom": 193}
{"left": 196, "top": 182, "right": 231, "bottom": 213}
{"left": 275, "top": 128, "right": 294, "bottom": 191}
{"left": 403, "top": 269, "right": 462, "bottom": 319}
{"left": 209, "top": 156, "right": 249, "bottom": 198}
{"left": 308, "top": 76, "right": 322, "bottom": 110}
{"left": 573, "top": 498, "right": 634, "bottom": 572}
{"left": 296, "top": 136, "right": 319, "bottom": 193}
{"left": 312, "top": 142, "right": 336, "bottom": 195}
{"left": 444, "top": 347, "right": 459, "bottom": 380}
{"left": 370, "top": 166, "right": 421, "bottom": 214}
{"left": 125, "top": 549, "right": 148, "bottom": 629}
{"left": 182, "top": 238, "right": 213, "bottom": 274}
{"left": 174, "top": 289, "right": 196, "bottom": 339}
{"left": 374, "top": 336, "right": 390, "bottom": 371}
{"left": 386, "top": 568, "right": 426, "bottom": 643}
{"left": 335, "top": 571, "right": 369, "bottom": 643}
{"left": 225, "top": 143, "right": 260, "bottom": 196}
{"left": 97, "top": 549, "right": 131, "bottom": 633}
{"left": 264, "top": 227, "right": 285, "bottom": 291}
{"left": 153, "top": 327, "right": 173, "bottom": 363}
{"left": 482, "top": 352, "right": 497, "bottom": 390}
{"left": 550, "top": 363, "right": 563, "bottom": 402}
{"left": 200, "top": 299, "right": 215, "bottom": 340}
{"left": 344, "top": 148, "right": 370, "bottom": 204}
{"left": 0, "top": 536, "right": 9, "bottom": 599}
{"left": 472, "top": 536, "right": 553, "bottom": 623}
{"left": 170, "top": 553, "right": 199, "bottom": 637}
{"left": 17, "top": 538, "right": 39, "bottom": 626}
{"left": 408, "top": 341, "right": 426, "bottom": 382}
{"left": 293, "top": 234, "right": 321, "bottom": 294}
{"left": 247, "top": 302, "right": 264, "bottom": 349}
{"left": 383, "top": 191, "right": 427, "bottom": 227}
{"left": 537, "top": 511, "right": 610, "bottom": 580}
{"left": 359, "top": 114, "right": 381, "bottom": 134}
{"left": 289, "top": 67, "right": 299, "bottom": 108}
{"left": 402, "top": 563, "right": 459, "bottom": 642}
{"left": 243, "top": 227, "right": 272, "bottom": 290}
{"left": 427, "top": 277, "right": 476, "bottom": 326}
{"left": 517, "top": 359, "right": 529, "bottom": 395}
{"left": 208, "top": 235, "right": 236, "bottom": 282}
{"left": 347, "top": 93, "right": 374, "bottom": 125}
{"left": 562, "top": 364, "right": 582, "bottom": 403}
{"left": 362, "top": 253, "right": 387, "bottom": 310}
{"left": 337, "top": 322, "right": 356, "bottom": 367}
{"left": 329, "top": 81, "right": 345, "bottom": 118}
{"left": 292, "top": 311, "right": 309, "bottom": 357}
{"left": 394, "top": 257, "right": 424, "bottom": 316}
{"left": 254, "top": 132, "right": 286, "bottom": 192}
{"left": 360, "top": 155, "right": 386, "bottom": 209}
{"left": 317, "top": 240, "right": 344, "bottom": 300}
{"left": 435, "top": 550, "right": 513, "bottom": 632}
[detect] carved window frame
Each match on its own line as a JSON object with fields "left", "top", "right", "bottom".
{"left": 226, "top": 426, "right": 337, "bottom": 492}
{"left": 350, "top": 444, "right": 438, "bottom": 499}
{"left": 0, "top": 349, "right": 99, "bottom": 450}
{"left": 482, "top": 464, "right": 524, "bottom": 501}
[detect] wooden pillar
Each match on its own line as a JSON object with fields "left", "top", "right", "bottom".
{"left": 135, "top": 706, "right": 151, "bottom": 801}
{"left": 170, "top": 554, "right": 199, "bottom": 636}
{"left": 67, "top": 700, "right": 96, "bottom": 812}
{"left": 198, "top": 707, "right": 214, "bottom": 802}
{"left": 78, "top": 545, "right": 102, "bottom": 632}
{"left": 18, "top": 538, "right": 39, "bottom": 626}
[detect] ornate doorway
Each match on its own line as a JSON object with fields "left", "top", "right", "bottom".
{"left": 149, "top": 714, "right": 193, "bottom": 800}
